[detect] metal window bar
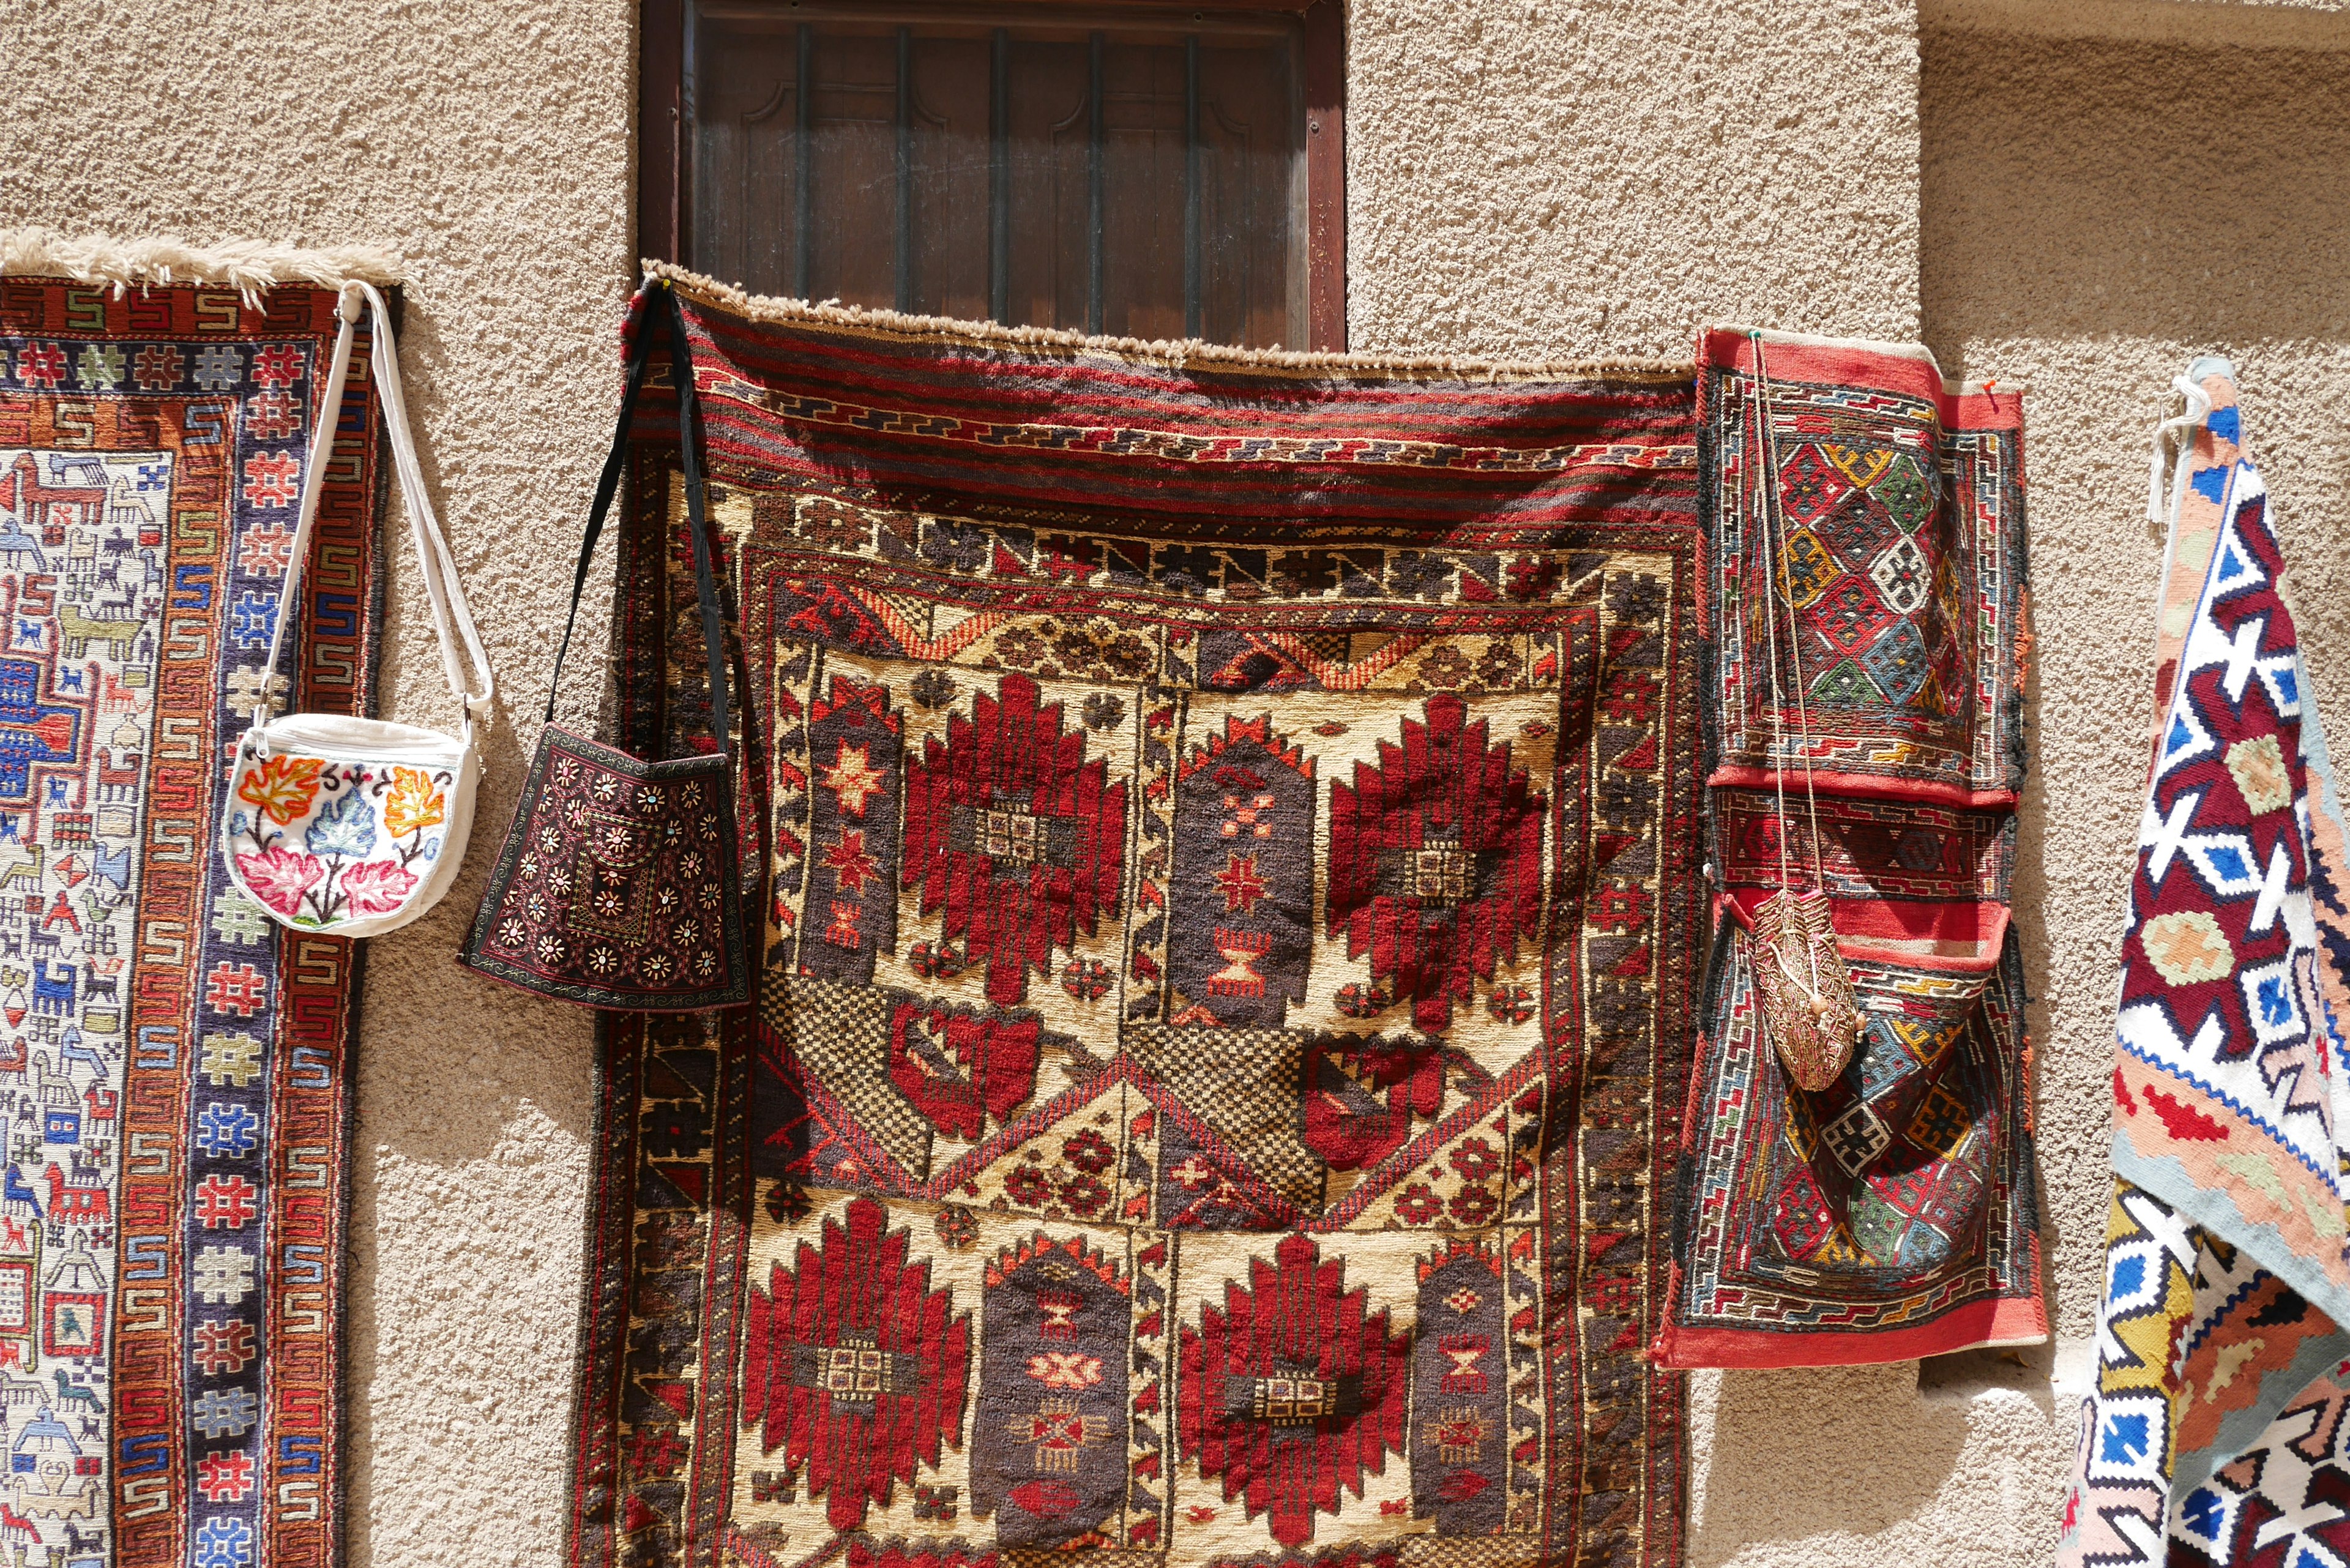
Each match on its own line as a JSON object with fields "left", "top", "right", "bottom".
{"left": 989, "top": 28, "right": 1010, "bottom": 324}
{"left": 895, "top": 24, "right": 914, "bottom": 313}
{"left": 728, "top": 15, "right": 1241, "bottom": 334}
{"left": 1086, "top": 30, "right": 1105, "bottom": 335}
{"left": 671, "top": 4, "right": 1329, "bottom": 351}
{"left": 793, "top": 22, "right": 811, "bottom": 299}
{"left": 1184, "top": 34, "right": 1201, "bottom": 339}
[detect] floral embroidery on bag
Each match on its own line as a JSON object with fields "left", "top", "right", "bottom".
{"left": 236, "top": 754, "right": 326, "bottom": 826}
{"left": 237, "top": 845, "right": 324, "bottom": 914}
{"left": 339, "top": 859, "right": 419, "bottom": 916}
{"left": 229, "top": 758, "right": 455, "bottom": 928}
{"left": 462, "top": 730, "right": 744, "bottom": 1005}
{"left": 383, "top": 767, "right": 447, "bottom": 850}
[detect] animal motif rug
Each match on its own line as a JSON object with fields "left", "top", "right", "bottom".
{"left": 1652, "top": 329, "right": 2045, "bottom": 1368}
{"left": 0, "top": 237, "right": 395, "bottom": 1567}
{"left": 567, "top": 268, "right": 1706, "bottom": 1568}
{"left": 2059, "top": 366, "right": 2350, "bottom": 1567}
{"left": 0, "top": 234, "right": 391, "bottom": 1568}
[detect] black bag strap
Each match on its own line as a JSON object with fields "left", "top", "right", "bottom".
{"left": 542, "top": 279, "right": 731, "bottom": 763}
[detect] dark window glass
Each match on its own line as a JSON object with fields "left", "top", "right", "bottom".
{"left": 687, "top": 6, "right": 1308, "bottom": 348}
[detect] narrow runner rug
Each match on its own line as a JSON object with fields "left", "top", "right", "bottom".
{"left": 1652, "top": 329, "right": 2046, "bottom": 1368}
{"left": 565, "top": 267, "right": 1705, "bottom": 1568}
{"left": 0, "top": 233, "right": 390, "bottom": 1568}
{"left": 2059, "top": 363, "right": 2350, "bottom": 1567}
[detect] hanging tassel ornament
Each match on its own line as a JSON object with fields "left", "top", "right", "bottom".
{"left": 1741, "top": 329, "right": 1865, "bottom": 1093}
{"left": 1750, "top": 885, "right": 1863, "bottom": 1091}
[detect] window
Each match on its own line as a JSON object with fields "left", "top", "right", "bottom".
{"left": 640, "top": 2, "right": 1345, "bottom": 350}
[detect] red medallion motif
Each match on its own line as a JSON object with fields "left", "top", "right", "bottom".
{"left": 886, "top": 1002, "right": 1043, "bottom": 1140}
{"left": 1299, "top": 1034, "right": 1449, "bottom": 1172}
{"left": 1326, "top": 695, "right": 1546, "bottom": 1031}
{"left": 743, "top": 1197, "right": 974, "bottom": 1530}
{"left": 902, "top": 674, "right": 1128, "bottom": 1005}
{"left": 577, "top": 283, "right": 1710, "bottom": 1568}
{"left": 1175, "top": 1233, "right": 1411, "bottom": 1548}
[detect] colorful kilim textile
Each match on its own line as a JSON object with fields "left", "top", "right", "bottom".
{"left": 1653, "top": 329, "right": 2046, "bottom": 1368}
{"left": 0, "top": 258, "right": 386, "bottom": 1566}
{"left": 1698, "top": 337, "right": 2027, "bottom": 810}
{"left": 567, "top": 269, "right": 1706, "bottom": 1568}
{"left": 2059, "top": 368, "right": 2350, "bottom": 1566}
{"left": 2169, "top": 1366, "right": 2350, "bottom": 1567}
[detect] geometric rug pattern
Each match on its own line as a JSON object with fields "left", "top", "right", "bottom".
{"left": 0, "top": 264, "right": 385, "bottom": 1568}
{"left": 2062, "top": 367, "right": 2350, "bottom": 1567}
{"left": 568, "top": 270, "right": 1706, "bottom": 1568}
{"left": 1658, "top": 329, "right": 2043, "bottom": 1369}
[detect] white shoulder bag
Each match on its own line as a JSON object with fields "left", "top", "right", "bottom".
{"left": 221, "top": 282, "right": 493, "bottom": 936}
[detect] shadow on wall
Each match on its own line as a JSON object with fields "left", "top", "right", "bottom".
{"left": 1690, "top": 23, "right": 2350, "bottom": 1568}
{"left": 1915, "top": 10, "right": 2350, "bottom": 1350}
{"left": 1919, "top": 26, "right": 2350, "bottom": 357}
{"left": 1699, "top": 1363, "right": 1977, "bottom": 1545}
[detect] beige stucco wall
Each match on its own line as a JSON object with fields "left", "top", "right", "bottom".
{"left": 7, "top": 0, "right": 2350, "bottom": 1561}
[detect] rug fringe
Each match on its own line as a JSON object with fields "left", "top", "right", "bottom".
{"left": 647, "top": 259, "right": 1693, "bottom": 383}
{"left": 0, "top": 228, "right": 405, "bottom": 300}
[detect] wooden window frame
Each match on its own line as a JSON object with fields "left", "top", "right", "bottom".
{"left": 636, "top": 0, "right": 1347, "bottom": 351}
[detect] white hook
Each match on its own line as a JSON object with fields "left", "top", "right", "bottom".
{"left": 2146, "top": 373, "right": 2215, "bottom": 527}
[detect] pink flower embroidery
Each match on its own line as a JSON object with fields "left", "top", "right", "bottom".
{"left": 236, "top": 847, "right": 325, "bottom": 917}
{"left": 338, "top": 858, "right": 419, "bottom": 916}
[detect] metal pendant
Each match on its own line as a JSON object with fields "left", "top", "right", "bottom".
{"left": 1750, "top": 886, "right": 1862, "bottom": 1092}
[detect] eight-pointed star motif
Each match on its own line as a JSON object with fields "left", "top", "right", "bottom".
{"left": 822, "top": 741, "right": 890, "bottom": 818}
{"left": 823, "top": 829, "right": 881, "bottom": 893}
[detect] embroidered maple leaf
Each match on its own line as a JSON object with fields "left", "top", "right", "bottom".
{"left": 340, "top": 857, "right": 420, "bottom": 916}
{"left": 236, "top": 753, "right": 326, "bottom": 827}
{"left": 384, "top": 766, "right": 448, "bottom": 840}
{"left": 234, "top": 846, "right": 323, "bottom": 917}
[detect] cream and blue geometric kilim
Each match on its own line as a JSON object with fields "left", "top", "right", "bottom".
{"left": 2062, "top": 362, "right": 2350, "bottom": 1567}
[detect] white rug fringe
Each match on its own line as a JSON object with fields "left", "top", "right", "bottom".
{"left": 0, "top": 228, "right": 405, "bottom": 302}
{"left": 648, "top": 259, "right": 1692, "bottom": 382}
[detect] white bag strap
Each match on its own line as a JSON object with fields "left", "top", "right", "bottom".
{"left": 251, "top": 292, "right": 357, "bottom": 728}
{"left": 252, "top": 282, "right": 494, "bottom": 739}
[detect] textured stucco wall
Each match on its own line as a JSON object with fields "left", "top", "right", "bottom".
{"left": 1927, "top": 0, "right": 2350, "bottom": 50}
{"left": 1347, "top": 0, "right": 1924, "bottom": 357}
{"left": 1685, "top": 20, "right": 2350, "bottom": 1568}
{"left": 4, "top": 0, "right": 2348, "bottom": 1561}
{"left": 1908, "top": 20, "right": 2350, "bottom": 1563}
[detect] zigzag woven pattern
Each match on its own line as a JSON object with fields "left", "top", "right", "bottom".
{"left": 0, "top": 271, "right": 384, "bottom": 1568}
{"left": 2061, "top": 370, "right": 2350, "bottom": 1566}
{"left": 1654, "top": 329, "right": 2043, "bottom": 1370}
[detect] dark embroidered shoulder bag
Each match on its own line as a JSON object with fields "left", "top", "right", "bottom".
{"left": 458, "top": 280, "right": 755, "bottom": 1009}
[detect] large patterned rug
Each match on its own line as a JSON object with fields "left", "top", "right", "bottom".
{"left": 567, "top": 270, "right": 1704, "bottom": 1568}
{"left": 0, "top": 236, "right": 389, "bottom": 1568}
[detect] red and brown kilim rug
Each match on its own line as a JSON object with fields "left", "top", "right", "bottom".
{"left": 567, "top": 268, "right": 1704, "bottom": 1568}
{"left": 1652, "top": 331, "right": 2043, "bottom": 1371}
